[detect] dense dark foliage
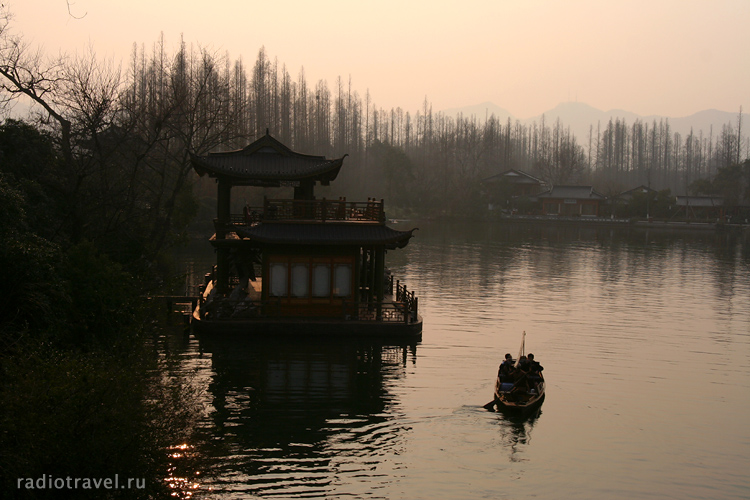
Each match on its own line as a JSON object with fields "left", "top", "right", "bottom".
{"left": 0, "top": 121, "right": 199, "bottom": 499}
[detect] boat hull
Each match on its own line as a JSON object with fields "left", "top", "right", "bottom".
{"left": 492, "top": 378, "right": 545, "bottom": 415}
{"left": 192, "top": 306, "right": 423, "bottom": 339}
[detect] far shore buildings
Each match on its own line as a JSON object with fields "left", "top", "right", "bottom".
{"left": 483, "top": 169, "right": 546, "bottom": 212}
{"left": 482, "top": 169, "right": 745, "bottom": 222}
{"left": 536, "top": 186, "right": 606, "bottom": 216}
{"left": 609, "top": 185, "right": 659, "bottom": 218}
{"left": 483, "top": 170, "right": 606, "bottom": 216}
{"left": 613, "top": 185, "right": 658, "bottom": 204}
{"left": 674, "top": 195, "right": 725, "bottom": 220}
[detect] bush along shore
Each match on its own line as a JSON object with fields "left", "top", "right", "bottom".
{"left": 1, "top": 121, "right": 202, "bottom": 498}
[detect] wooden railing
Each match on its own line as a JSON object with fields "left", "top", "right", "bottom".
{"left": 263, "top": 198, "right": 384, "bottom": 223}
{"left": 223, "top": 198, "right": 385, "bottom": 227}
{"left": 198, "top": 290, "right": 419, "bottom": 324}
{"left": 198, "top": 296, "right": 418, "bottom": 324}
{"left": 390, "top": 277, "right": 419, "bottom": 323}
{"left": 343, "top": 301, "right": 420, "bottom": 324}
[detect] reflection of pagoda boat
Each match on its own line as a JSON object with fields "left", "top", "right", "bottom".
{"left": 189, "top": 132, "right": 422, "bottom": 337}
{"left": 193, "top": 336, "right": 417, "bottom": 496}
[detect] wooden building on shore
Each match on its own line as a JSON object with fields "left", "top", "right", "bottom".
{"left": 537, "top": 185, "right": 606, "bottom": 216}
{"left": 674, "top": 196, "right": 724, "bottom": 221}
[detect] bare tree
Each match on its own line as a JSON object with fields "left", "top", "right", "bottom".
{"left": 1, "top": 8, "right": 73, "bottom": 164}
{"left": 737, "top": 106, "right": 743, "bottom": 165}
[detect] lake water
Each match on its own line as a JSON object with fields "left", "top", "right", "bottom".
{"left": 165, "top": 222, "right": 750, "bottom": 499}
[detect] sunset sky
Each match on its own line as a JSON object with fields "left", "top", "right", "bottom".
{"left": 6, "top": 0, "right": 749, "bottom": 119}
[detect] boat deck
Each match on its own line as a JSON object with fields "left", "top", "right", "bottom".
{"left": 193, "top": 279, "right": 421, "bottom": 337}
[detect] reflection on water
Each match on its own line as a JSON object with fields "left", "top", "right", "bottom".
{"left": 190, "top": 337, "right": 418, "bottom": 498}
{"left": 169, "top": 333, "right": 547, "bottom": 499}
{"left": 165, "top": 222, "right": 750, "bottom": 499}
{"left": 165, "top": 443, "right": 201, "bottom": 498}
{"left": 494, "top": 408, "right": 543, "bottom": 463}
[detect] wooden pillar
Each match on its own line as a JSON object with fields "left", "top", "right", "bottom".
{"left": 216, "top": 178, "right": 232, "bottom": 294}
{"left": 374, "top": 246, "right": 385, "bottom": 320}
{"left": 359, "top": 248, "right": 368, "bottom": 301}
{"left": 368, "top": 248, "right": 376, "bottom": 304}
{"left": 216, "top": 179, "right": 231, "bottom": 234}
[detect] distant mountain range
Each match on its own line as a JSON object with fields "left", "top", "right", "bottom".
{"left": 8, "top": 95, "right": 740, "bottom": 147}
{"left": 441, "top": 101, "right": 743, "bottom": 144}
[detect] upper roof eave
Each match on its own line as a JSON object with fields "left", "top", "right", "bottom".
{"left": 190, "top": 153, "right": 346, "bottom": 183}
{"left": 189, "top": 131, "right": 347, "bottom": 183}
{"left": 483, "top": 169, "right": 545, "bottom": 184}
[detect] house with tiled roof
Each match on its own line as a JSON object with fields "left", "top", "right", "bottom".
{"left": 483, "top": 169, "right": 547, "bottom": 212}
{"left": 674, "top": 195, "right": 724, "bottom": 220}
{"left": 536, "top": 185, "right": 606, "bottom": 216}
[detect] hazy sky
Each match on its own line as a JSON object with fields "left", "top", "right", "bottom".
{"left": 6, "top": 0, "right": 749, "bottom": 119}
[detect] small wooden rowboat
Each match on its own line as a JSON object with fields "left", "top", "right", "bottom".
{"left": 484, "top": 331, "right": 545, "bottom": 415}
{"left": 492, "top": 373, "right": 545, "bottom": 415}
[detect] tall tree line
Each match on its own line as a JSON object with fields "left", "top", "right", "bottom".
{"left": 588, "top": 116, "right": 746, "bottom": 196}
{"left": 145, "top": 40, "right": 746, "bottom": 211}
{"left": 4, "top": 29, "right": 749, "bottom": 221}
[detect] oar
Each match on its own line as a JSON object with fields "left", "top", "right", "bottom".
{"left": 483, "top": 399, "right": 496, "bottom": 410}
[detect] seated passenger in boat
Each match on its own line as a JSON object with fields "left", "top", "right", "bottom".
{"left": 526, "top": 353, "right": 543, "bottom": 381}
{"left": 513, "top": 369, "right": 530, "bottom": 391}
{"left": 498, "top": 353, "right": 515, "bottom": 382}
{"left": 508, "top": 356, "right": 532, "bottom": 393}
{"left": 517, "top": 355, "right": 529, "bottom": 371}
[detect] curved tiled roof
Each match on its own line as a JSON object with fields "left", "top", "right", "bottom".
{"left": 190, "top": 132, "right": 346, "bottom": 184}
{"left": 191, "top": 153, "right": 345, "bottom": 181}
{"left": 236, "top": 223, "right": 417, "bottom": 249}
{"left": 537, "top": 185, "right": 605, "bottom": 199}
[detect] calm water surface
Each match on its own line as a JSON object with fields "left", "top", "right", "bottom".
{"left": 166, "top": 222, "right": 750, "bottom": 499}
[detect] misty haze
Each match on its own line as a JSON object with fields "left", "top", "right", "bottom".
{"left": 2, "top": 1, "right": 749, "bottom": 499}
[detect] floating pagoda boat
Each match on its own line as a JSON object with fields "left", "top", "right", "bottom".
{"left": 189, "top": 132, "right": 422, "bottom": 338}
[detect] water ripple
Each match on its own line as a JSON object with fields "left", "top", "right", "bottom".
{"left": 174, "top": 223, "right": 750, "bottom": 499}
